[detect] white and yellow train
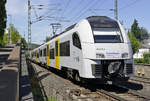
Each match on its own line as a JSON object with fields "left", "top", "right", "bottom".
{"left": 30, "top": 16, "right": 134, "bottom": 83}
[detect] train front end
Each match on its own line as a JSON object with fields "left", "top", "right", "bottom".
{"left": 79, "top": 16, "right": 134, "bottom": 82}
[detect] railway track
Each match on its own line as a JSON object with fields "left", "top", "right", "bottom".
{"left": 29, "top": 60, "right": 150, "bottom": 101}
{"left": 129, "top": 76, "right": 150, "bottom": 84}
{"left": 110, "top": 84, "right": 150, "bottom": 101}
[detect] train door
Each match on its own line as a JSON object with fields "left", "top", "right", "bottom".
{"left": 55, "top": 39, "right": 59, "bottom": 69}
{"left": 47, "top": 44, "right": 50, "bottom": 66}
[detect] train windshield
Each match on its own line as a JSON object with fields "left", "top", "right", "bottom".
{"left": 93, "top": 28, "right": 123, "bottom": 43}
{"left": 94, "top": 35, "right": 122, "bottom": 43}
{"left": 87, "top": 16, "right": 124, "bottom": 43}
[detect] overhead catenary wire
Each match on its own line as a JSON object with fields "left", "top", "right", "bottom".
{"left": 119, "top": 0, "right": 142, "bottom": 10}
{"left": 57, "top": 0, "right": 72, "bottom": 22}
{"left": 67, "top": 0, "right": 85, "bottom": 19}
{"left": 60, "top": 0, "right": 87, "bottom": 29}
{"left": 88, "top": 0, "right": 107, "bottom": 16}
{"left": 63, "top": 0, "right": 102, "bottom": 30}
{"left": 64, "top": 0, "right": 106, "bottom": 29}
{"left": 72, "top": 0, "right": 101, "bottom": 22}
{"left": 70, "top": 0, "right": 95, "bottom": 21}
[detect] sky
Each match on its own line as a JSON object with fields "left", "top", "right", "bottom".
{"left": 6, "top": 0, "right": 150, "bottom": 44}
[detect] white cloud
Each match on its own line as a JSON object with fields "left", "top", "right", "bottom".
{"left": 6, "top": 0, "right": 27, "bottom": 16}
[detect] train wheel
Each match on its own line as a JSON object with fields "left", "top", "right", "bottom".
{"left": 74, "top": 72, "right": 81, "bottom": 82}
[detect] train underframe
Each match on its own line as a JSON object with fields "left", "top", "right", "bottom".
{"left": 61, "top": 59, "right": 133, "bottom": 84}
{"left": 30, "top": 58, "right": 133, "bottom": 84}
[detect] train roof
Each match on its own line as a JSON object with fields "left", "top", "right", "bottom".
{"left": 33, "top": 16, "right": 116, "bottom": 51}
{"left": 86, "top": 16, "right": 116, "bottom": 22}
{"left": 50, "top": 16, "right": 115, "bottom": 40}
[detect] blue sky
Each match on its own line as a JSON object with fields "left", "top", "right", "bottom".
{"left": 6, "top": 0, "right": 150, "bottom": 44}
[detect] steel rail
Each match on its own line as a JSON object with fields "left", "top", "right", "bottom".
{"left": 97, "top": 89, "right": 129, "bottom": 101}
{"left": 130, "top": 78, "right": 150, "bottom": 84}
{"left": 116, "top": 84, "right": 150, "bottom": 101}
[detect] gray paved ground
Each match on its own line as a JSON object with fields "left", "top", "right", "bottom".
{"left": 0, "top": 45, "right": 19, "bottom": 101}
{"left": 20, "top": 50, "right": 34, "bottom": 101}
{"left": 0, "top": 45, "right": 14, "bottom": 69}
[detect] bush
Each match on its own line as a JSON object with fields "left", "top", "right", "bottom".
{"left": 134, "top": 52, "right": 150, "bottom": 64}
{"left": 128, "top": 32, "right": 141, "bottom": 54}
{"left": 134, "top": 58, "right": 144, "bottom": 63}
{"left": 143, "top": 53, "right": 150, "bottom": 64}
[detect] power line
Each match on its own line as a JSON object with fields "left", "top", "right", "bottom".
{"left": 119, "top": 0, "right": 141, "bottom": 10}
{"left": 70, "top": 0, "right": 93, "bottom": 21}
{"left": 58, "top": 0, "right": 72, "bottom": 22}
{"left": 60, "top": 0, "right": 85, "bottom": 29}
{"left": 87, "top": 0, "right": 107, "bottom": 16}
{"left": 66, "top": 0, "right": 85, "bottom": 19}
{"left": 62, "top": 0, "right": 100, "bottom": 29}
{"left": 73, "top": 0, "right": 100, "bottom": 22}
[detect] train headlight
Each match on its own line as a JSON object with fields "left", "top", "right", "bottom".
{"left": 122, "top": 53, "right": 128, "bottom": 58}
{"left": 108, "top": 62, "right": 121, "bottom": 74}
{"left": 96, "top": 53, "right": 105, "bottom": 58}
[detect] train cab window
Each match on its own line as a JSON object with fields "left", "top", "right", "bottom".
{"left": 50, "top": 48, "right": 55, "bottom": 59}
{"left": 72, "top": 33, "right": 81, "bottom": 49}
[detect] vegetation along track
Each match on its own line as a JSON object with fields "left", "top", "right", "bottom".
{"left": 29, "top": 60, "right": 150, "bottom": 101}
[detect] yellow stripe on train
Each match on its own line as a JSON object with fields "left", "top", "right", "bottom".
{"left": 47, "top": 44, "right": 50, "bottom": 66}
{"left": 55, "top": 38, "right": 59, "bottom": 69}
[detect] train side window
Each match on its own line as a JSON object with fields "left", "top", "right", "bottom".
{"left": 40, "top": 50, "right": 42, "bottom": 57}
{"left": 44, "top": 48, "right": 46, "bottom": 56}
{"left": 47, "top": 46, "right": 49, "bottom": 56}
{"left": 60, "top": 41, "right": 70, "bottom": 56}
{"left": 37, "top": 51, "right": 39, "bottom": 58}
{"left": 72, "top": 33, "right": 81, "bottom": 49}
{"left": 55, "top": 41, "right": 58, "bottom": 56}
{"left": 50, "top": 48, "right": 55, "bottom": 59}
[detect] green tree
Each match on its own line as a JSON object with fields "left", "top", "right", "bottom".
{"left": 131, "top": 19, "right": 141, "bottom": 41}
{"left": 0, "top": 31, "right": 9, "bottom": 46}
{"left": 128, "top": 31, "right": 141, "bottom": 54}
{"left": 131, "top": 19, "right": 149, "bottom": 41}
{"left": 0, "top": 0, "right": 7, "bottom": 45}
{"left": 21, "top": 38, "right": 27, "bottom": 48}
{"left": 140, "top": 27, "right": 149, "bottom": 40}
{"left": 8, "top": 24, "right": 21, "bottom": 44}
{"left": 2, "top": 32, "right": 9, "bottom": 45}
{"left": 143, "top": 52, "right": 150, "bottom": 64}
{"left": 45, "top": 36, "right": 51, "bottom": 42}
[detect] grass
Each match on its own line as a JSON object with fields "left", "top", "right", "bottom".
{"left": 27, "top": 60, "right": 44, "bottom": 101}
{"left": 27, "top": 60, "right": 57, "bottom": 101}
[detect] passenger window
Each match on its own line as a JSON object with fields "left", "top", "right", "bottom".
{"left": 37, "top": 51, "right": 39, "bottom": 58}
{"left": 40, "top": 50, "right": 42, "bottom": 56}
{"left": 72, "top": 33, "right": 81, "bottom": 49}
{"left": 55, "top": 41, "right": 58, "bottom": 56}
{"left": 60, "top": 41, "right": 70, "bottom": 56}
{"left": 50, "top": 48, "right": 55, "bottom": 59}
{"left": 44, "top": 48, "right": 46, "bottom": 56}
